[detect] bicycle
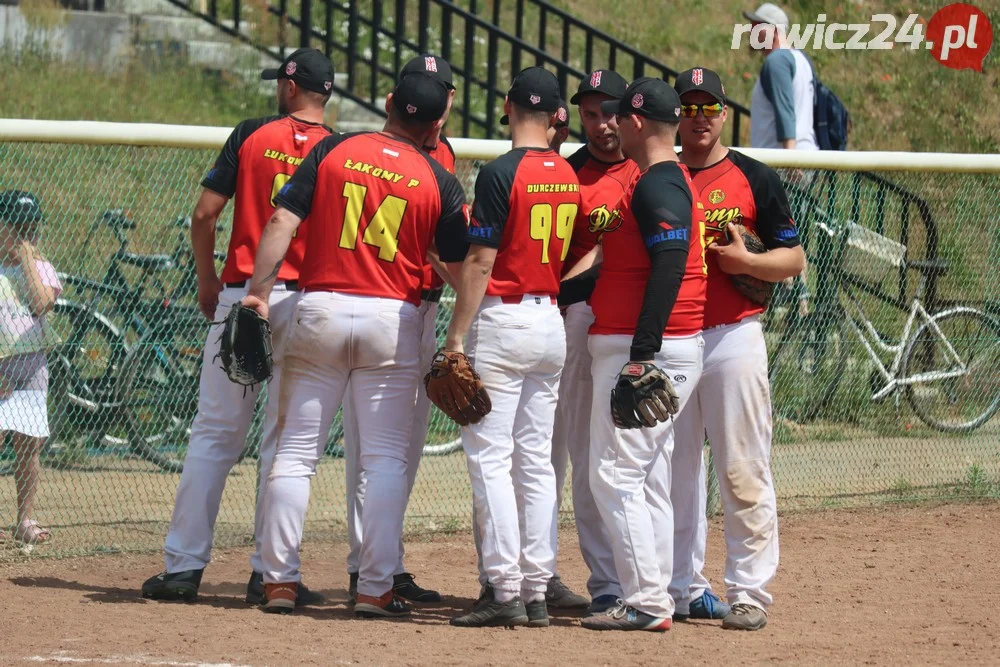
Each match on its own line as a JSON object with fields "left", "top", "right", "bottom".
{"left": 767, "top": 218, "right": 1000, "bottom": 432}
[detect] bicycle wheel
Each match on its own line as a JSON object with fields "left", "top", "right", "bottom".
{"left": 902, "top": 307, "right": 1000, "bottom": 432}
{"left": 768, "top": 306, "right": 850, "bottom": 423}
{"left": 118, "top": 322, "right": 204, "bottom": 473}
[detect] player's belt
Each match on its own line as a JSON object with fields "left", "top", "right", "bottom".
{"left": 499, "top": 294, "right": 557, "bottom": 305}
{"left": 421, "top": 287, "right": 444, "bottom": 303}
{"left": 224, "top": 279, "right": 300, "bottom": 291}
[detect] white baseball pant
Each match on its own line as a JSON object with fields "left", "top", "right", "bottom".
{"left": 163, "top": 283, "right": 298, "bottom": 574}
{"left": 550, "top": 301, "right": 619, "bottom": 599}
{"left": 670, "top": 316, "right": 778, "bottom": 611}
{"left": 343, "top": 299, "right": 439, "bottom": 575}
{"left": 588, "top": 333, "right": 704, "bottom": 618}
{"left": 259, "top": 291, "right": 421, "bottom": 598}
{"left": 464, "top": 295, "right": 565, "bottom": 602}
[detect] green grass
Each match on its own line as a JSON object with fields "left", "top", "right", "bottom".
{"left": 551, "top": 0, "right": 999, "bottom": 153}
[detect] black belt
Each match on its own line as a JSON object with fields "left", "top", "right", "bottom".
{"left": 421, "top": 287, "right": 444, "bottom": 303}
{"left": 225, "top": 280, "right": 300, "bottom": 291}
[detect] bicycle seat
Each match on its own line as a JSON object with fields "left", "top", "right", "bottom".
{"left": 118, "top": 251, "right": 175, "bottom": 272}
{"left": 907, "top": 258, "right": 949, "bottom": 275}
{"left": 102, "top": 209, "right": 136, "bottom": 230}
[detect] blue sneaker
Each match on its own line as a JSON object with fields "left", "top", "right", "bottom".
{"left": 585, "top": 594, "right": 621, "bottom": 618}
{"left": 675, "top": 591, "right": 731, "bottom": 621}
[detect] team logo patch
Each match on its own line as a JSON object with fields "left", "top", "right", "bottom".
{"left": 556, "top": 107, "right": 568, "bottom": 122}
{"left": 674, "top": 106, "right": 681, "bottom": 117}
{"left": 530, "top": 94, "right": 541, "bottom": 105}
{"left": 324, "top": 80, "right": 332, "bottom": 91}
{"left": 625, "top": 363, "right": 644, "bottom": 376}
{"left": 590, "top": 70, "right": 602, "bottom": 88}
{"left": 285, "top": 61, "right": 297, "bottom": 75}
{"left": 587, "top": 204, "right": 623, "bottom": 234}
{"left": 631, "top": 93, "right": 643, "bottom": 108}
{"left": 721, "top": 83, "right": 726, "bottom": 95}
{"left": 692, "top": 68, "right": 703, "bottom": 85}
{"left": 708, "top": 189, "right": 725, "bottom": 204}
{"left": 406, "top": 104, "right": 417, "bottom": 114}
{"left": 424, "top": 56, "right": 438, "bottom": 72}
{"left": 674, "top": 374, "right": 687, "bottom": 383}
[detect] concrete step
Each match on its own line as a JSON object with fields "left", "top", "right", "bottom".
{"left": 104, "top": 0, "right": 191, "bottom": 18}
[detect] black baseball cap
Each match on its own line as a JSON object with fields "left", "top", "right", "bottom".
{"left": 261, "top": 48, "right": 335, "bottom": 95}
{"left": 400, "top": 53, "right": 454, "bottom": 90}
{"left": 0, "top": 190, "right": 43, "bottom": 226}
{"left": 499, "top": 66, "right": 561, "bottom": 126}
{"left": 601, "top": 77, "right": 682, "bottom": 123}
{"left": 553, "top": 98, "right": 570, "bottom": 128}
{"left": 674, "top": 67, "right": 727, "bottom": 105}
{"left": 392, "top": 72, "right": 449, "bottom": 122}
{"left": 570, "top": 69, "right": 627, "bottom": 104}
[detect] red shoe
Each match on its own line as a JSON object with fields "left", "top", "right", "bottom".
{"left": 355, "top": 590, "right": 411, "bottom": 618}
{"left": 263, "top": 582, "right": 298, "bottom": 614}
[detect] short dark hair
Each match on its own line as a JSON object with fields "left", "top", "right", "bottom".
{"left": 302, "top": 88, "right": 332, "bottom": 107}
{"left": 512, "top": 106, "right": 552, "bottom": 127}
{"left": 387, "top": 103, "right": 437, "bottom": 132}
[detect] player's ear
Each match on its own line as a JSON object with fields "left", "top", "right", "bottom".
{"left": 558, "top": 127, "right": 569, "bottom": 145}
{"left": 503, "top": 95, "right": 512, "bottom": 117}
{"left": 721, "top": 104, "right": 728, "bottom": 124}
{"left": 384, "top": 92, "right": 394, "bottom": 115}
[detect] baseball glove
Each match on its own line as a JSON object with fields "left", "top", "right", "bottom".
{"left": 424, "top": 350, "right": 492, "bottom": 426}
{"left": 610, "top": 362, "right": 680, "bottom": 429}
{"left": 218, "top": 302, "right": 273, "bottom": 387}
{"left": 726, "top": 224, "right": 775, "bottom": 307}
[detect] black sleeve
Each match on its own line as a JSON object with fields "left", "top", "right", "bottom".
{"left": 467, "top": 151, "right": 522, "bottom": 248}
{"left": 273, "top": 133, "right": 345, "bottom": 219}
{"left": 565, "top": 144, "right": 591, "bottom": 173}
{"left": 736, "top": 153, "right": 801, "bottom": 249}
{"left": 201, "top": 116, "right": 278, "bottom": 197}
{"left": 557, "top": 264, "right": 600, "bottom": 306}
{"left": 629, "top": 167, "right": 694, "bottom": 360}
{"left": 429, "top": 161, "right": 470, "bottom": 263}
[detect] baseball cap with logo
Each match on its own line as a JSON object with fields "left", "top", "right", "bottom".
{"left": 600, "top": 77, "right": 682, "bottom": 123}
{"left": 742, "top": 2, "right": 790, "bottom": 33}
{"left": 499, "top": 66, "right": 561, "bottom": 126}
{"left": 570, "top": 69, "right": 628, "bottom": 104}
{"left": 261, "top": 48, "right": 336, "bottom": 95}
{"left": 552, "top": 98, "right": 570, "bottom": 128}
{"left": 392, "top": 72, "right": 449, "bottom": 122}
{"left": 399, "top": 54, "right": 455, "bottom": 90}
{"left": 0, "top": 190, "right": 43, "bottom": 226}
{"left": 673, "top": 67, "right": 727, "bottom": 105}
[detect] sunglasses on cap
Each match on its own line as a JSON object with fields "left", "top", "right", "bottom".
{"left": 680, "top": 102, "right": 724, "bottom": 119}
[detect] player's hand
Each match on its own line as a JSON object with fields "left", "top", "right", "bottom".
{"left": 198, "top": 274, "right": 224, "bottom": 320}
{"left": 241, "top": 294, "right": 269, "bottom": 321}
{"left": 708, "top": 223, "right": 755, "bottom": 275}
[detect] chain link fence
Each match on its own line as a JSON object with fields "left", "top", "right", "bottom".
{"left": 0, "top": 134, "right": 998, "bottom": 560}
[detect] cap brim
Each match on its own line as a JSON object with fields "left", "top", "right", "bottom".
{"left": 500, "top": 114, "right": 510, "bottom": 126}
{"left": 599, "top": 99, "right": 621, "bottom": 115}
{"left": 261, "top": 68, "right": 280, "bottom": 80}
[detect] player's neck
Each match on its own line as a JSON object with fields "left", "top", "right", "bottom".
{"left": 587, "top": 144, "right": 624, "bottom": 163}
{"left": 680, "top": 141, "right": 729, "bottom": 169}
{"left": 286, "top": 106, "right": 326, "bottom": 125}
{"left": 511, "top": 124, "right": 551, "bottom": 151}
{"left": 634, "top": 141, "right": 679, "bottom": 172}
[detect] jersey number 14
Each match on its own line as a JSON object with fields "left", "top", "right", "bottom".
{"left": 339, "top": 182, "right": 407, "bottom": 262}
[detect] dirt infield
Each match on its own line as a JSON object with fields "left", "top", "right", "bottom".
{"left": 2, "top": 501, "right": 997, "bottom": 666}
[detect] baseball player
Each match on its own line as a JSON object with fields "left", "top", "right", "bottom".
{"left": 562, "top": 77, "right": 707, "bottom": 631}
{"left": 670, "top": 67, "right": 805, "bottom": 631}
{"left": 243, "top": 72, "right": 467, "bottom": 616}
{"left": 340, "top": 53, "right": 458, "bottom": 606}
{"left": 552, "top": 69, "right": 643, "bottom": 616}
{"left": 141, "top": 48, "right": 334, "bottom": 605}
{"left": 442, "top": 66, "right": 581, "bottom": 628}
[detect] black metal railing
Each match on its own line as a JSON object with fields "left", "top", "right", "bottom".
{"left": 160, "top": 0, "right": 753, "bottom": 143}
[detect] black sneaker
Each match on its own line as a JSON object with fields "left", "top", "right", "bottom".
{"left": 392, "top": 572, "right": 441, "bottom": 603}
{"left": 451, "top": 596, "right": 530, "bottom": 628}
{"left": 525, "top": 600, "right": 550, "bottom": 628}
{"left": 141, "top": 569, "right": 203, "bottom": 601}
{"left": 348, "top": 572, "right": 358, "bottom": 606}
{"left": 245, "top": 571, "right": 325, "bottom": 606}
{"left": 545, "top": 575, "right": 589, "bottom": 609}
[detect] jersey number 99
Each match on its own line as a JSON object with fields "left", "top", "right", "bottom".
{"left": 529, "top": 202, "right": 578, "bottom": 264}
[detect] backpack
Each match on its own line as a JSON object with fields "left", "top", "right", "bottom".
{"left": 804, "top": 53, "right": 850, "bottom": 150}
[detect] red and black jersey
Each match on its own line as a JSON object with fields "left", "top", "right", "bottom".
{"left": 420, "top": 135, "right": 457, "bottom": 291}
{"left": 563, "top": 145, "right": 640, "bottom": 275}
{"left": 590, "top": 161, "right": 707, "bottom": 351}
{"left": 688, "top": 150, "right": 800, "bottom": 328}
{"left": 274, "top": 131, "right": 468, "bottom": 306}
{"left": 468, "top": 148, "right": 582, "bottom": 297}
{"left": 202, "top": 114, "right": 332, "bottom": 284}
